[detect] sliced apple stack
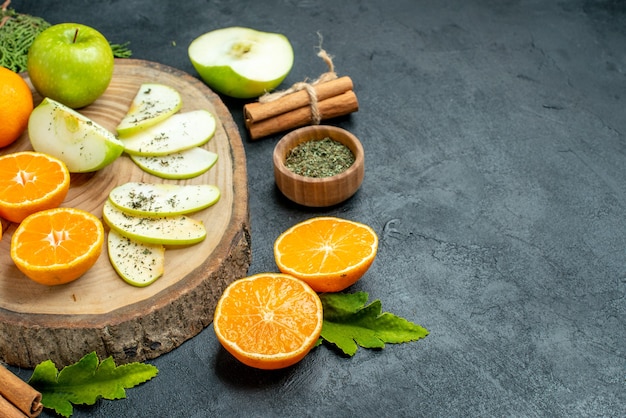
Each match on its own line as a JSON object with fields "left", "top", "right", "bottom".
{"left": 116, "top": 83, "right": 219, "bottom": 179}
{"left": 104, "top": 182, "right": 221, "bottom": 287}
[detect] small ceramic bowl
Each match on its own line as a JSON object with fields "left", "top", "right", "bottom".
{"left": 273, "top": 125, "right": 364, "bottom": 207}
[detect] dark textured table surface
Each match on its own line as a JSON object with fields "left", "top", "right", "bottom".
{"left": 7, "top": 1, "right": 626, "bottom": 417}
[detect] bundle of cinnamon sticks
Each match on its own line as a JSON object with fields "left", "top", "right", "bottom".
{"left": 244, "top": 76, "right": 359, "bottom": 140}
{"left": 0, "top": 364, "right": 42, "bottom": 418}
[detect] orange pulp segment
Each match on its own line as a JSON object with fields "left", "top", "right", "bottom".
{"left": 0, "top": 151, "right": 70, "bottom": 223}
{"left": 213, "top": 273, "right": 323, "bottom": 370}
{"left": 273, "top": 217, "right": 378, "bottom": 292}
{"left": 11, "top": 207, "right": 104, "bottom": 285}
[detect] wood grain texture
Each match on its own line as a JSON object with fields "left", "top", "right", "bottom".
{"left": 0, "top": 59, "right": 250, "bottom": 368}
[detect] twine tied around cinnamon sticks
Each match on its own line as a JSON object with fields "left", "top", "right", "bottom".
{"left": 0, "top": 364, "right": 43, "bottom": 418}
{"left": 244, "top": 38, "right": 359, "bottom": 140}
{"left": 258, "top": 48, "right": 337, "bottom": 125}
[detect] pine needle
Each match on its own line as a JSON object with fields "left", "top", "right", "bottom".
{"left": 0, "top": 2, "right": 50, "bottom": 72}
{"left": 0, "top": 1, "right": 132, "bottom": 73}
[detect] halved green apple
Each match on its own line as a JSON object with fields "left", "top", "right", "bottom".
{"left": 107, "top": 229, "right": 165, "bottom": 287}
{"left": 116, "top": 83, "right": 183, "bottom": 137}
{"left": 28, "top": 97, "right": 125, "bottom": 172}
{"left": 188, "top": 26, "right": 293, "bottom": 99}
{"left": 130, "top": 147, "right": 218, "bottom": 179}
{"left": 108, "top": 182, "right": 220, "bottom": 217}
{"left": 121, "top": 109, "right": 216, "bottom": 156}
{"left": 102, "top": 200, "right": 206, "bottom": 245}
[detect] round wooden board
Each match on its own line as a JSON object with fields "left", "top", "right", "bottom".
{"left": 0, "top": 59, "right": 251, "bottom": 368}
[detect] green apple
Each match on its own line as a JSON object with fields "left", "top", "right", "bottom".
{"left": 108, "top": 229, "right": 165, "bottom": 287}
{"left": 27, "top": 23, "right": 114, "bottom": 109}
{"left": 121, "top": 109, "right": 216, "bottom": 156}
{"left": 188, "top": 26, "right": 293, "bottom": 99}
{"left": 130, "top": 147, "right": 218, "bottom": 179}
{"left": 102, "top": 200, "right": 206, "bottom": 245}
{"left": 116, "top": 83, "right": 183, "bottom": 137}
{"left": 28, "top": 97, "right": 125, "bottom": 173}
{"left": 108, "top": 182, "right": 220, "bottom": 216}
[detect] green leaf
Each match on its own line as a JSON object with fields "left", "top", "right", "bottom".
{"left": 28, "top": 352, "right": 158, "bottom": 417}
{"left": 320, "top": 292, "right": 429, "bottom": 356}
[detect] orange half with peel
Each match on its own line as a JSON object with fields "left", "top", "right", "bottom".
{"left": 0, "top": 151, "right": 70, "bottom": 223}
{"left": 273, "top": 217, "right": 378, "bottom": 292}
{"left": 11, "top": 207, "right": 104, "bottom": 286}
{"left": 213, "top": 273, "right": 323, "bottom": 370}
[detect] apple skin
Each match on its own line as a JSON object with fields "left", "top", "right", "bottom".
{"left": 102, "top": 200, "right": 207, "bottom": 246}
{"left": 130, "top": 147, "right": 218, "bottom": 180}
{"left": 192, "top": 64, "right": 286, "bottom": 99}
{"left": 27, "top": 23, "right": 114, "bottom": 109}
{"left": 28, "top": 97, "right": 125, "bottom": 173}
{"left": 189, "top": 27, "right": 293, "bottom": 99}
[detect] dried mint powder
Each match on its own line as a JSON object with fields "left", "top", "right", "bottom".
{"left": 285, "top": 137, "right": 355, "bottom": 178}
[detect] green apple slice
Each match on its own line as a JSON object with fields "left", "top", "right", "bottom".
{"left": 130, "top": 147, "right": 218, "bottom": 179}
{"left": 121, "top": 109, "right": 216, "bottom": 156}
{"left": 109, "top": 182, "right": 220, "bottom": 217}
{"left": 102, "top": 200, "right": 206, "bottom": 245}
{"left": 28, "top": 97, "right": 125, "bottom": 172}
{"left": 116, "top": 83, "right": 183, "bottom": 137}
{"left": 107, "top": 229, "right": 165, "bottom": 287}
{"left": 188, "top": 26, "right": 294, "bottom": 99}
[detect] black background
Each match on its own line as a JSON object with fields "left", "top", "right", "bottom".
{"left": 7, "top": 1, "right": 626, "bottom": 417}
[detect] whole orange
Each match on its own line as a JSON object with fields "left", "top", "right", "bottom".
{"left": 0, "top": 66, "right": 34, "bottom": 148}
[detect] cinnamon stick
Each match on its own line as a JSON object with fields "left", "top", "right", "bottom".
{"left": 0, "top": 364, "right": 43, "bottom": 418}
{"left": 0, "top": 394, "right": 29, "bottom": 418}
{"left": 244, "top": 76, "right": 354, "bottom": 124}
{"left": 245, "top": 89, "right": 359, "bottom": 140}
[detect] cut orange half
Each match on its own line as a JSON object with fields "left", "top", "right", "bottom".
{"left": 213, "top": 273, "right": 323, "bottom": 370}
{"left": 10, "top": 207, "right": 104, "bottom": 286}
{"left": 274, "top": 217, "right": 378, "bottom": 292}
{"left": 0, "top": 151, "right": 70, "bottom": 223}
